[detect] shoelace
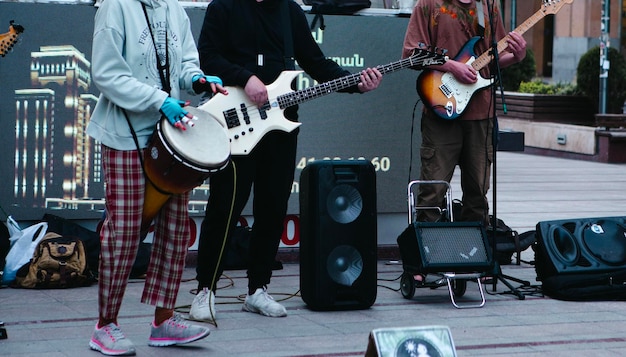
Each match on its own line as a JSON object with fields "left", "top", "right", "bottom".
{"left": 197, "top": 289, "right": 210, "bottom": 306}
{"left": 260, "top": 290, "right": 276, "bottom": 302}
{"left": 104, "top": 325, "right": 125, "bottom": 342}
{"left": 168, "top": 313, "right": 189, "bottom": 329}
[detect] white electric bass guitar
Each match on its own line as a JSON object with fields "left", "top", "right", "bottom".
{"left": 198, "top": 48, "right": 447, "bottom": 155}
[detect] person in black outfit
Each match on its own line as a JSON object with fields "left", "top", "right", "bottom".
{"left": 189, "top": 0, "right": 382, "bottom": 322}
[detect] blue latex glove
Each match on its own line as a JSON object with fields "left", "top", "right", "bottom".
{"left": 192, "top": 74, "right": 223, "bottom": 94}
{"left": 160, "top": 97, "right": 194, "bottom": 130}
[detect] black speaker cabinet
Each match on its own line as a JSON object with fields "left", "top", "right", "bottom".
{"left": 397, "top": 222, "right": 493, "bottom": 274}
{"left": 299, "top": 160, "right": 377, "bottom": 311}
{"left": 535, "top": 216, "right": 626, "bottom": 281}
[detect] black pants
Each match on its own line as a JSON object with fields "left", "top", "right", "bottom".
{"left": 195, "top": 130, "right": 297, "bottom": 292}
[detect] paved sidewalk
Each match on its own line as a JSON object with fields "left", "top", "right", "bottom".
{"left": 3, "top": 262, "right": 626, "bottom": 357}
{"left": 1, "top": 152, "right": 626, "bottom": 356}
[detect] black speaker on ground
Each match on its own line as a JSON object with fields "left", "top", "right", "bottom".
{"left": 299, "top": 160, "right": 377, "bottom": 311}
{"left": 535, "top": 216, "right": 626, "bottom": 281}
{"left": 397, "top": 222, "right": 493, "bottom": 274}
{"left": 534, "top": 217, "right": 626, "bottom": 301}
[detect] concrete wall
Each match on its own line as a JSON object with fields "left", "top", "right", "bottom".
{"left": 552, "top": 36, "right": 597, "bottom": 83}
{"left": 499, "top": 118, "right": 597, "bottom": 155}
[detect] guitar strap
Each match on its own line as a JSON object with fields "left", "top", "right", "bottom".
{"left": 280, "top": 0, "right": 296, "bottom": 70}
{"left": 475, "top": 0, "right": 485, "bottom": 38}
{"left": 254, "top": 0, "right": 295, "bottom": 75}
{"left": 122, "top": 4, "right": 171, "bottom": 184}
{"left": 142, "top": 3, "right": 171, "bottom": 94}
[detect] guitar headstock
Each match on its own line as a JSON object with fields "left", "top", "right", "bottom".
{"left": 0, "top": 20, "right": 25, "bottom": 58}
{"left": 542, "top": 0, "right": 574, "bottom": 15}
{"left": 409, "top": 44, "right": 449, "bottom": 68}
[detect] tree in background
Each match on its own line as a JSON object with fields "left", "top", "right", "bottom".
{"left": 500, "top": 49, "right": 536, "bottom": 91}
{"left": 577, "top": 46, "right": 626, "bottom": 114}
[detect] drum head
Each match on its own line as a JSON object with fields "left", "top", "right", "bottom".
{"left": 159, "top": 106, "right": 230, "bottom": 168}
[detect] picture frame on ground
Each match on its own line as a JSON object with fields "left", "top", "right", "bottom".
{"left": 365, "top": 325, "right": 457, "bottom": 357}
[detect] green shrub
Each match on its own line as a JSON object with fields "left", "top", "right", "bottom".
{"left": 518, "top": 80, "right": 580, "bottom": 95}
{"left": 576, "top": 46, "right": 626, "bottom": 114}
{"left": 501, "top": 48, "right": 536, "bottom": 91}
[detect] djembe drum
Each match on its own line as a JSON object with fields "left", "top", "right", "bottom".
{"left": 141, "top": 106, "right": 230, "bottom": 233}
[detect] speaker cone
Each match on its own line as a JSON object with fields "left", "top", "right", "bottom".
{"left": 549, "top": 225, "right": 579, "bottom": 266}
{"left": 326, "top": 184, "right": 362, "bottom": 224}
{"left": 582, "top": 220, "right": 626, "bottom": 265}
{"left": 326, "top": 245, "right": 363, "bottom": 286}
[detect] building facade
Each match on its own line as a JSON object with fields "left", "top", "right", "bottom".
{"left": 503, "top": 0, "right": 622, "bottom": 84}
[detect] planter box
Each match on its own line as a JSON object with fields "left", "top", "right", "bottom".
{"left": 595, "top": 113, "right": 626, "bottom": 129}
{"left": 496, "top": 91, "right": 596, "bottom": 125}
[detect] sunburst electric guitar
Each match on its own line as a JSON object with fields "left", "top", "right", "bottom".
{"left": 416, "top": 0, "right": 573, "bottom": 120}
{"left": 198, "top": 48, "right": 447, "bottom": 155}
{"left": 0, "top": 20, "right": 24, "bottom": 57}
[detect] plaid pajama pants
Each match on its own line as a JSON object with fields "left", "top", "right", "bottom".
{"left": 98, "top": 145, "right": 191, "bottom": 320}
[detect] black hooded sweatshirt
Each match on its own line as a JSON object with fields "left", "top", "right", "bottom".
{"left": 197, "top": 0, "right": 359, "bottom": 120}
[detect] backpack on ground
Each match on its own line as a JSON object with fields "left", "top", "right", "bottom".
{"left": 486, "top": 216, "right": 536, "bottom": 265}
{"left": 13, "top": 232, "right": 93, "bottom": 288}
{"left": 42, "top": 213, "right": 100, "bottom": 277}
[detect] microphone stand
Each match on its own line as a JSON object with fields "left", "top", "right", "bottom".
{"left": 485, "top": 0, "right": 528, "bottom": 300}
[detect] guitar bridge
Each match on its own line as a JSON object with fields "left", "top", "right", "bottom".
{"left": 223, "top": 108, "right": 240, "bottom": 129}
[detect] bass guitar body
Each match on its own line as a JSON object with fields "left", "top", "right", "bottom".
{"left": 197, "top": 71, "right": 303, "bottom": 156}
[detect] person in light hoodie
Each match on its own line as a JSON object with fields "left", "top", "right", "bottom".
{"left": 87, "top": 0, "right": 226, "bottom": 355}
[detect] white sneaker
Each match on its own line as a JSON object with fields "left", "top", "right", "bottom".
{"left": 148, "top": 313, "right": 210, "bottom": 347}
{"left": 89, "top": 323, "right": 136, "bottom": 356}
{"left": 189, "top": 288, "right": 216, "bottom": 323}
{"left": 242, "top": 287, "right": 287, "bottom": 317}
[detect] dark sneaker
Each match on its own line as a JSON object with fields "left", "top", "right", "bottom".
{"left": 189, "top": 287, "right": 216, "bottom": 323}
{"left": 148, "top": 313, "right": 210, "bottom": 347}
{"left": 242, "top": 287, "right": 287, "bottom": 317}
{"left": 89, "top": 323, "right": 136, "bottom": 356}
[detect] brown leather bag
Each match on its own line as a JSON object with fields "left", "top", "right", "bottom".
{"left": 14, "top": 232, "right": 92, "bottom": 288}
